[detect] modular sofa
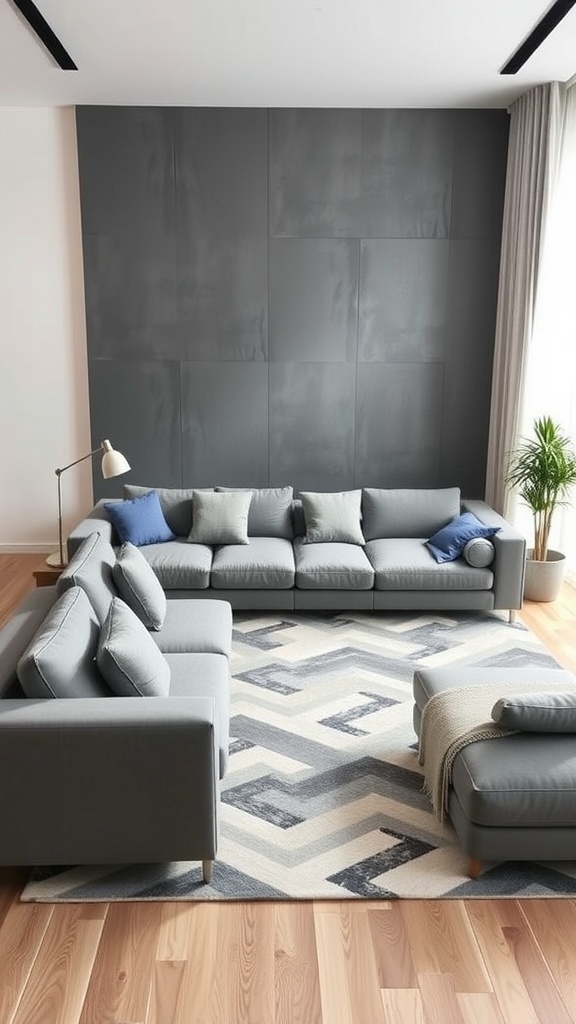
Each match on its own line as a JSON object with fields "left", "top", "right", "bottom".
{"left": 413, "top": 665, "right": 576, "bottom": 877}
{"left": 0, "top": 531, "right": 232, "bottom": 881}
{"left": 68, "top": 485, "right": 527, "bottom": 617}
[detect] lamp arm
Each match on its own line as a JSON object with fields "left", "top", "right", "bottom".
{"left": 54, "top": 444, "right": 105, "bottom": 477}
{"left": 53, "top": 442, "right": 104, "bottom": 568}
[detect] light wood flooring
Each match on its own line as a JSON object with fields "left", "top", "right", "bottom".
{"left": 1, "top": 553, "right": 576, "bottom": 1024}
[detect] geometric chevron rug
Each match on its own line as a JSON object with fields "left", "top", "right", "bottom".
{"left": 21, "top": 609, "right": 576, "bottom": 903}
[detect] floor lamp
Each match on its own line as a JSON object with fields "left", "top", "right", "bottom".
{"left": 46, "top": 439, "right": 131, "bottom": 568}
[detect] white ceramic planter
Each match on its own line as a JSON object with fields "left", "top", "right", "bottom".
{"left": 523, "top": 549, "right": 566, "bottom": 603}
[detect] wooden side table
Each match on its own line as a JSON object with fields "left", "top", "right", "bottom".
{"left": 33, "top": 566, "right": 64, "bottom": 588}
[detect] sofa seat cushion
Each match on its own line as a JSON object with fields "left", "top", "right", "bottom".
{"left": 167, "top": 652, "right": 230, "bottom": 777}
{"left": 293, "top": 538, "right": 374, "bottom": 590}
{"left": 365, "top": 538, "right": 493, "bottom": 591}
{"left": 211, "top": 538, "right": 295, "bottom": 589}
{"left": 57, "top": 531, "right": 116, "bottom": 625}
{"left": 139, "top": 540, "right": 213, "bottom": 589}
{"left": 452, "top": 735, "right": 576, "bottom": 828}
{"left": 153, "top": 599, "right": 232, "bottom": 656}
{"left": 17, "top": 587, "right": 111, "bottom": 699}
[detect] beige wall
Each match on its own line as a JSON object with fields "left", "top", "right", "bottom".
{"left": 0, "top": 106, "right": 92, "bottom": 553}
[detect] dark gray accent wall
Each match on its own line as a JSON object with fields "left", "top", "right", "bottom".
{"left": 76, "top": 107, "right": 509, "bottom": 499}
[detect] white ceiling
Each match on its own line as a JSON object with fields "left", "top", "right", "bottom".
{"left": 1, "top": 0, "right": 576, "bottom": 108}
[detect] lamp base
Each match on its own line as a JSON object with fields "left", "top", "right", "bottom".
{"left": 46, "top": 551, "right": 68, "bottom": 569}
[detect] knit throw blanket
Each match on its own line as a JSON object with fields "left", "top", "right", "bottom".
{"left": 418, "top": 680, "right": 567, "bottom": 821}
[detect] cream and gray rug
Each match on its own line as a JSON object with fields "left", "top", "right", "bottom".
{"left": 22, "top": 609, "right": 576, "bottom": 902}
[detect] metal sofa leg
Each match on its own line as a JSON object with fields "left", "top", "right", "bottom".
{"left": 468, "top": 857, "right": 483, "bottom": 879}
{"left": 509, "top": 609, "right": 517, "bottom": 623}
{"left": 202, "top": 859, "right": 214, "bottom": 883}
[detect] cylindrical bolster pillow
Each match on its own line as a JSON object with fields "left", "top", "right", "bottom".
{"left": 463, "top": 537, "right": 495, "bottom": 568}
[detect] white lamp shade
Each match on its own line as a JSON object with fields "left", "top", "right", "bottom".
{"left": 100, "top": 440, "right": 131, "bottom": 479}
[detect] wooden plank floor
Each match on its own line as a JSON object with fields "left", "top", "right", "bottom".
{"left": 1, "top": 553, "right": 576, "bottom": 1024}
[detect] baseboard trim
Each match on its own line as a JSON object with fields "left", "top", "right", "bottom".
{"left": 0, "top": 544, "right": 53, "bottom": 555}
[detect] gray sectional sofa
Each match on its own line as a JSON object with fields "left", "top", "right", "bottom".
{"left": 68, "top": 485, "right": 527, "bottom": 617}
{"left": 0, "top": 531, "right": 232, "bottom": 881}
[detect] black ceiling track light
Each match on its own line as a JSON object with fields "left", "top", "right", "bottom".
{"left": 501, "top": 0, "right": 576, "bottom": 74}
{"left": 9, "top": 0, "right": 77, "bottom": 70}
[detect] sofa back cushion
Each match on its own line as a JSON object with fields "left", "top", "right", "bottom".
{"left": 112, "top": 542, "right": 167, "bottom": 630}
{"left": 17, "top": 587, "right": 111, "bottom": 699}
{"left": 216, "top": 486, "right": 294, "bottom": 539}
{"left": 57, "top": 530, "right": 117, "bottom": 625}
{"left": 362, "top": 488, "right": 461, "bottom": 540}
{"left": 123, "top": 485, "right": 204, "bottom": 538}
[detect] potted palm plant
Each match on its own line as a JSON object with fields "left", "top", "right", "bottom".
{"left": 506, "top": 416, "right": 576, "bottom": 602}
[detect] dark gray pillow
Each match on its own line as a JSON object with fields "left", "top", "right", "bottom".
{"left": 97, "top": 598, "right": 170, "bottom": 696}
{"left": 112, "top": 542, "right": 167, "bottom": 630}
{"left": 216, "top": 486, "right": 294, "bottom": 538}
{"left": 463, "top": 537, "right": 495, "bottom": 568}
{"left": 301, "top": 490, "right": 365, "bottom": 545}
{"left": 17, "top": 587, "right": 111, "bottom": 698}
{"left": 492, "top": 692, "right": 576, "bottom": 732}
{"left": 188, "top": 490, "right": 252, "bottom": 545}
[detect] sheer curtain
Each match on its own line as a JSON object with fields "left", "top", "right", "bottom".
{"left": 519, "top": 81, "right": 576, "bottom": 580}
{"left": 485, "top": 83, "right": 564, "bottom": 515}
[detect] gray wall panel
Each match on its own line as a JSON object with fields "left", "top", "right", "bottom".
{"left": 355, "top": 363, "right": 444, "bottom": 487}
{"left": 269, "top": 238, "right": 359, "bottom": 362}
{"left": 180, "top": 363, "right": 269, "bottom": 486}
{"left": 89, "top": 359, "right": 183, "bottom": 496}
{"left": 77, "top": 107, "right": 509, "bottom": 501}
{"left": 269, "top": 363, "right": 356, "bottom": 492}
{"left": 358, "top": 240, "right": 450, "bottom": 363}
{"left": 269, "top": 109, "right": 363, "bottom": 237}
{"left": 360, "top": 110, "right": 454, "bottom": 238}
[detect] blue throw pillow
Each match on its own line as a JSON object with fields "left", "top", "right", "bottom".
{"left": 426, "top": 511, "right": 500, "bottom": 563}
{"left": 104, "top": 490, "right": 175, "bottom": 546}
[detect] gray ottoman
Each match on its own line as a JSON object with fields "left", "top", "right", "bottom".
{"left": 413, "top": 666, "right": 576, "bottom": 877}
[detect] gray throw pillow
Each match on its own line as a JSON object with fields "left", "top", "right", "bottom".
{"left": 17, "top": 587, "right": 111, "bottom": 699}
{"left": 300, "top": 490, "right": 365, "bottom": 545}
{"left": 463, "top": 537, "right": 495, "bottom": 568}
{"left": 216, "top": 486, "right": 294, "bottom": 538}
{"left": 112, "top": 542, "right": 167, "bottom": 630}
{"left": 97, "top": 598, "right": 170, "bottom": 696}
{"left": 492, "top": 692, "right": 576, "bottom": 732}
{"left": 188, "top": 490, "right": 252, "bottom": 545}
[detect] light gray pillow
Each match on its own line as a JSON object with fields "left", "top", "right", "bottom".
{"left": 492, "top": 692, "right": 576, "bottom": 732}
{"left": 97, "top": 598, "right": 170, "bottom": 696}
{"left": 216, "top": 486, "right": 294, "bottom": 538}
{"left": 188, "top": 490, "right": 252, "bottom": 545}
{"left": 463, "top": 537, "right": 495, "bottom": 568}
{"left": 112, "top": 542, "right": 167, "bottom": 630}
{"left": 300, "top": 490, "right": 365, "bottom": 545}
{"left": 56, "top": 530, "right": 116, "bottom": 625}
{"left": 362, "top": 488, "right": 461, "bottom": 541}
{"left": 17, "top": 587, "right": 111, "bottom": 699}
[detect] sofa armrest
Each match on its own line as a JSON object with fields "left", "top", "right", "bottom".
{"left": 67, "top": 499, "right": 120, "bottom": 558}
{"left": 461, "top": 499, "right": 526, "bottom": 611}
{"left": 0, "top": 696, "right": 219, "bottom": 865}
